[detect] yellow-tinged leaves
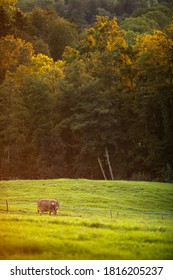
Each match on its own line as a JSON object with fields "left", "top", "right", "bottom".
{"left": 106, "top": 30, "right": 127, "bottom": 51}
{"left": 0, "top": 35, "right": 33, "bottom": 80}
{"left": 8, "top": 53, "right": 65, "bottom": 94}
{"left": 62, "top": 46, "right": 80, "bottom": 62}
{"left": 167, "top": 21, "right": 173, "bottom": 37}
{"left": 134, "top": 30, "right": 173, "bottom": 66}
{"left": 88, "top": 35, "right": 96, "bottom": 48}
{"left": 95, "top": 16, "right": 118, "bottom": 32}
{"left": 135, "top": 30, "right": 173, "bottom": 51}
{"left": 30, "top": 54, "right": 54, "bottom": 74}
{"left": 28, "top": 54, "right": 64, "bottom": 94}
{"left": 29, "top": 54, "right": 64, "bottom": 77}
{"left": 0, "top": 0, "right": 17, "bottom": 7}
{"left": 133, "top": 28, "right": 173, "bottom": 86}
{"left": 80, "top": 16, "right": 127, "bottom": 53}
{"left": 0, "top": 0, "right": 17, "bottom": 12}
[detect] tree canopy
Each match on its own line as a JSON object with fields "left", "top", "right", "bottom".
{"left": 0, "top": 0, "right": 173, "bottom": 181}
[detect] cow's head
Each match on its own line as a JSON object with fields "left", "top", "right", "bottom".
{"left": 52, "top": 201, "right": 60, "bottom": 210}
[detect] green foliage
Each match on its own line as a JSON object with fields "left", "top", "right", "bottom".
{"left": 47, "top": 17, "right": 79, "bottom": 60}
{"left": 0, "top": 2, "right": 173, "bottom": 181}
{"left": 0, "top": 5, "right": 11, "bottom": 37}
{"left": 0, "top": 1, "right": 28, "bottom": 38}
{"left": 162, "top": 163, "right": 173, "bottom": 183}
{"left": 17, "top": 0, "right": 173, "bottom": 29}
{"left": 0, "top": 35, "right": 33, "bottom": 82}
{"left": 132, "top": 4, "right": 173, "bottom": 29}
{"left": 17, "top": 0, "right": 54, "bottom": 12}
{"left": 0, "top": 74, "right": 28, "bottom": 178}
{"left": 26, "top": 7, "right": 79, "bottom": 60}
{"left": 0, "top": 179, "right": 173, "bottom": 259}
{"left": 130, "top": 172, "right": 151, "bottom": 181}
{"left": 121, "top": 16, "right": 159, "bottom": 34}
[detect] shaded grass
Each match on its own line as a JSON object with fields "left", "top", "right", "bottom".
{"left": 0, "top": 179, "right": 173, "bottom": 259}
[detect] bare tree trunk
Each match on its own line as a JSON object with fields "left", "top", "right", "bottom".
{"left": 98, "top": 157, "right": 107, "bottom": 180}
{"left": 105, "top": 147, "right": 114, "bottom": 180}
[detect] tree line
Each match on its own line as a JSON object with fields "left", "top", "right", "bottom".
{"left": 0, "top": 0, "right": 173, "bottom": 181}
{"left": 17, "top": 0, "right": 173, "bottom": 27}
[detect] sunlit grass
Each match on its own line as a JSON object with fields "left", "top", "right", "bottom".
{"left": 0, "top": 179, "right": 173, "bottom": 259}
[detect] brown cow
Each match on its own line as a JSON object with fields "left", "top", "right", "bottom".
{"left": 37, "top": 198, "right": 60, "bottom": 215}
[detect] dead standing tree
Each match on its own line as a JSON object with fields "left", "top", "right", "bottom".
{"left": 98, "top": 156, "right": 107, "bottom": 180}
{"left": 98, "top": 147, "right": 114, "bottom": 180}
{"left": 105, "top": 147, "right": 114, "bottom": 180}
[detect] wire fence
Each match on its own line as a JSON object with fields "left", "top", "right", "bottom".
{"left": 0, "top": 199, "right": 173, "bottom": 220}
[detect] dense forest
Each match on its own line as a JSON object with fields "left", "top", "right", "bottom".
{"left": 0, "top": 0, "right": 173, "bottom": 181}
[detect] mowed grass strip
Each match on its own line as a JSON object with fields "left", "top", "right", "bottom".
{"left": 0, "top": 179, "right": 173, "bottom": 259}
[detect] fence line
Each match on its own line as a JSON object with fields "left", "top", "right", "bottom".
{"left": 0, "top": 200, "right": 173, "bottom": 217}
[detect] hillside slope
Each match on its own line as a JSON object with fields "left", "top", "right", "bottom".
{"left": 0, "top": 179, "right": 173, "bottom": 259}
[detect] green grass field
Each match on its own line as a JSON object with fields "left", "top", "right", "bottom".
{"left": 0, "top": 179, "right": 173, "bottom": 260}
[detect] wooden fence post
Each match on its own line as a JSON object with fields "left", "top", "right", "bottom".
{"left": 6, "top": 200, "right": 8, "bottom": 212}
{"left": 110, "top": 209, "right": 112, "bottom": 220}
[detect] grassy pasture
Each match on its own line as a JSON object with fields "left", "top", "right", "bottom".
{"left": 0, "top": 179, "right": 173, "bottom": 260}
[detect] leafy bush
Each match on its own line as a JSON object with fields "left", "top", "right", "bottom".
{"left": 161, "top": 163, "right": 173, "bottom": 183}
{"left": 130, "top": 172, "right": 151, "bottom": 181}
